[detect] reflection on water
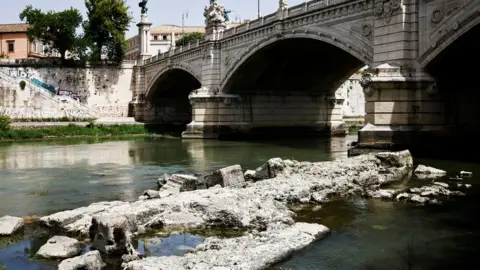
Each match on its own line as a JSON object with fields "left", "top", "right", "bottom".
{"left": 0, "top": 136, "right": 355, "bottom": 217}
{"left": 1, "top": 136, "right": 480, "bottom": 269}
{"left": 0, "top": 224, "right": 205, "bottom": 270}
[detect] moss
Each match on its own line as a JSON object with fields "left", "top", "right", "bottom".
{"left": 28, "top": 190, "right": 49, "bottom": 196}
{"left": 13, "top": 117, "right": 97, "bottom": 122}
{"left": 143, "top": 226, "right": 246, "bottom": 240}
{"left": 348, "top": 125, "right": 362, "bottom": 134}
{"left": 0, "top": 124, "right": 150, "bottom": 141}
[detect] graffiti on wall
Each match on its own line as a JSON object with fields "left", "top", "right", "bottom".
{"left": 2, "top": 66, "right": 134, "bottom": 119}
{"left": 31, "top": 78, "right": 57, "bottom": 94}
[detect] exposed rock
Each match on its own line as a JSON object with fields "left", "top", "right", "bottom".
{"left": 204, "top": 165, "right": 245, "bottom": 188}
{"left": 250, "top": 157, "right": 290, "bottom": 181}
{"left": 433, "top": 182, "right": 449, "bottom": 188}
{"left": 244, "top": 170, "right": 256, "bottom": 181}
{"left": 396, "top": 183, "right": 467, "bottom": 205}
{"left": 161, "top": 174, "right": 199, "bottom": 192}
{"left": 157, "top": 174, "right": 168, "bottom": 188}
{"left": 457, "top": 184, "right": 472, "bottom": 188}
{"left": 42, "top": 151, "right": 412, "bottom": 242}
{"left": 90, "top": 215, "right": 135, "bottom": 255}
{"left": 409, "top": 194, "right": 429, "bottom": 205}
{"left": 36, "top": 236, "right": 82, "bottom": 259}
{"left": 368, "top": 189, "right": 398, "bottom": 199}
{"left": 414, "top": 164, "right": 446, "bottom": 177}
{"left": 0, "top": 215, "right": 24, "bottom": 236}
{"left": 123, "top": 222, "right": 329, "bottom": 270}
{"left": 58, "top": 250, "right": 104, "bottom": 270}
{"left": 40, "top": 201, "right": 126, "bottom": 235}
{"left": 139, "top": 190, "right": 160, "bottom": 201}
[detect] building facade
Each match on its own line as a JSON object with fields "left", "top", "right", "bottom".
{"left": 125, "top": 24, "right": 205, "bottom": 61}
{"left": 0, "top": 24, "right": 59, "bottom": 59}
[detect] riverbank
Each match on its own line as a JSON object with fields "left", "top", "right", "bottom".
{"left": 0, "top": 124, "right": 152, "bottom": 141}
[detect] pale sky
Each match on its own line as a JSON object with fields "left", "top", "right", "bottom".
{"left": 1, "top": 0, "right": 306, "bottom": 38}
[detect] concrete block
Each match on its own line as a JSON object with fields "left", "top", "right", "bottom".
{"left": 204, "top": 165, "right": 245, "bottom": 188}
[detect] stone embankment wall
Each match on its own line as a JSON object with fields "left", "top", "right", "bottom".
{"left": 0, "top": 60, "right": 135, "bottom": 119}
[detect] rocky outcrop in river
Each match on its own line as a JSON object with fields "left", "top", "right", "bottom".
{"left": 39, "top": 150, "right": 414, "bottom": 269}
{"left": 123, "top": 222, "right": 329, "bottom": 270}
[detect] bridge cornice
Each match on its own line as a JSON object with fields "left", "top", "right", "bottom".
{"left": 418, "top": 1, "right": 480, "bottom": 68}
{"left": 221, "top": 0, "right": 373, "bottom": 41}
{"left": 219, "top": 26, "right": 373, "bottom": 91}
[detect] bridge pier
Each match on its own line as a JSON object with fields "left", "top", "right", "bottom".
{"left": 350, "top": 65, "right": 448, "bottom": 155}
{"left": 182, "top": 92, "right": 347, "bottom": 139}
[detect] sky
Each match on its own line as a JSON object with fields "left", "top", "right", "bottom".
{"left": 1, "top": 0, "right": 306, "bottom": 38}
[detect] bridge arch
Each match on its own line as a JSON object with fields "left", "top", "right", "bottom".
{"left": 220, "top": 26, "right": 373, "bottom": 92}
{"left": 143, "top": 65, "right": 201, "bottom": 125}
{"left": 216, "top": 27, "right": 371, "bottom": 136}
{"left": 419, "top": 7, "right": 480, "bottom": 68}
{"left": 424, "top": 7, "right": 480, "bottom": 153}
{"left": 145, "top": 63, "right": 201, "bottom": 98}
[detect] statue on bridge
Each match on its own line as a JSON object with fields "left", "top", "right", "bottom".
{"left": 204, "top": 0, "right": 227, "bottom": 26}
{"left": 139, "top": 0, "right": 148, "bottom": 15}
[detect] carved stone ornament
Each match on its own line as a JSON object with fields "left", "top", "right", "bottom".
{"left": 203, "top": 44, "right": 214, "bottom": 60}
{"left": 146, "top": 102, "right": 153, "bottom": 109}
{"left": 274, "top": 23, "right": 283, "bottom": 35}
{"left": 224, "top": 51, "right": 232, "bottom": 67}
{"left": 279, "top": 0, "right": 288, "bottom": 10}
{"left": 426, "top": 82, "right": 438, "bottom": 95}
{"left": 429, "top": 1, "right": 461, "bottom": 28}
{"left": 374, "top": 0, "right": 401, "bottom": 24}
{"left": 431, "top": 9, "right": 444, "bottom": 24}
{"left": 204, "top": 0, "right": 227, "bottom": 26}
{"left": 351, "top": 24, "right": 372, "bottom": 39}
{"left": 359, "top": 73, "right": 375, "bottom": 97}
{"left": 224, "top": 98, "right": 232, "bottom": 105}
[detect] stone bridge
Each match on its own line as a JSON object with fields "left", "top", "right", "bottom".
{"left": 130, "top": 0, "right": 480, "bottom": 151}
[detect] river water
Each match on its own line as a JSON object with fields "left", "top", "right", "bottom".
{"left": 0, "top": 136, "right": 479, "bottom": 269}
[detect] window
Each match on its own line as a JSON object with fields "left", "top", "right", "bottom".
{"left": 163, "top": 35, "right": 167, "bottom": 40}
{"left": 7, "top": 41, "right": 14, "bottom": 52}
{"left": 153, "top": 35, "right": 158, "bottom": 40}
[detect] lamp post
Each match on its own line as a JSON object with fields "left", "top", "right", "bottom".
{"left": 257, "top": 0, "right": 261, "bottom": 18}
{"left": 182, "top": 10, "right": 189, "bottom": 45}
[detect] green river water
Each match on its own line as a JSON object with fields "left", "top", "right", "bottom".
{"left": 0, "top": 136, "right": 479, "bottom": 269}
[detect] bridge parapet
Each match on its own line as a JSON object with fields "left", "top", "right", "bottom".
{"left": 143, "top": 0, "right": 359, "bottom": 65}
{"left": 144, "top": 40, "right": 203, "bottom": 65}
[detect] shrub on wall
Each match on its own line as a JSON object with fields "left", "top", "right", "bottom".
{"left": 0, "top": 114, "right": 12, "bottom": 131}
{"left": 19, "top": 80, "right": 26, "bottom": 90}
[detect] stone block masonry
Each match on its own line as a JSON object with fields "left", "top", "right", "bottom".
{"left": 0, "top": 60, "right": 135, "bottom": 120}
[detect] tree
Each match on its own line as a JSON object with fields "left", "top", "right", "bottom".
{"left": 83, "top": 0, "right": 132, "bottom": 64}
{"left": 19, "top": 5, "right": 82, "bottom": 60}
{"left": 176, "top": 32, "right": 205, "bottom": 47}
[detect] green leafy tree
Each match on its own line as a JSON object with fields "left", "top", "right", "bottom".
{"left": 176, "top": 32, "right": 205, "bottom": 47}
{"left": 83, "top": 0, "right": 132, "bottom": 64}
{"left": 19, "top": 5, "right": 82, "bottom": 60}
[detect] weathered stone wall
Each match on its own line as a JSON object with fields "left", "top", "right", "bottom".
{"left": 337, "top": 72, "right": 366, "bottom": 117}
{"left": 183, "top": 94, "right": 346, "bottom": 138}
{"left": 0, "top": 61, "right": 135, "bottom": 119}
